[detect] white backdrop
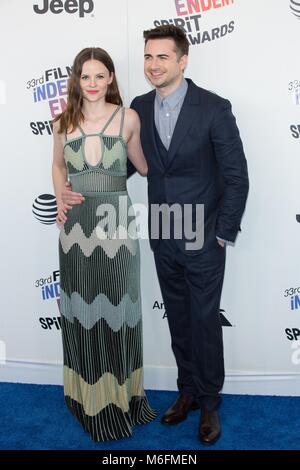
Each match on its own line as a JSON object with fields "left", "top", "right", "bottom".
{"left": 0, "top": 0, "right": 299, "bottom": 395}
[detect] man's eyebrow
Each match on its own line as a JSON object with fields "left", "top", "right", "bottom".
{"left": 144, "top": 53, "right": 169, "bottom": 58}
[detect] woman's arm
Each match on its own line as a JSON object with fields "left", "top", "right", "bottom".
{"left": 52, "top": 120, "right": 68, "bottom": 224}
{"left": 126, "top": 109, "right": 148, "bottom": 176}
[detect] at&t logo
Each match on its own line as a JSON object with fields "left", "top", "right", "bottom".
{"left": 32, "top": 194, "right": 57, "bottom": 225}
{"left": 290, "top": 0, "right": 300, "bottom": 19}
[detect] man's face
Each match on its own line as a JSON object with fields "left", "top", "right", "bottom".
{"left": 144, "top": 38, "right": 187, "bottom": 94}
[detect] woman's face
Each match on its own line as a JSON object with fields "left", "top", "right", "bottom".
{"left": 79, "top": 59, "right": 113, "bottom": 103}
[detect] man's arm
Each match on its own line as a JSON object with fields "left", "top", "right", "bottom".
{"left": 211, "top": 99, "right": 249, "bottom": 243}
{"left": 127, "top": 97, "right": 139, "bottom": 179}
{"left": 127, "top": 159, "right": 137, "bottom": 178}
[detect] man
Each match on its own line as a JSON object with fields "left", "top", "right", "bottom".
{"left": 62, "top": 25, "right": 249, "bottom": 444}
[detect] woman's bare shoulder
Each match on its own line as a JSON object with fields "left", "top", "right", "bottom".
{"left": 123, "top": 107, "right": 140, "bottom": 128}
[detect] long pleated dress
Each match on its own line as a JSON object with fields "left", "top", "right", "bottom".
{"left": 58, "top": 106, "right": 156, "bottom": 441}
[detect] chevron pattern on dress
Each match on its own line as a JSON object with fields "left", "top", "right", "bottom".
{"left": 60, "top": 223, "right": 137, "bottom": 258}
{"left": 102, "top": 135, "right": 120, "bottom": 151}
{"left": 62, "top": 194, "right": 134, "bottom": 238}
{"left": 64, "top": 367, "right": 145, "bottom": 415}
{"left": 66, "top": 139, "right": 82, "bottom": 153}
{"left": 98, "top": 158, "right": 123, "bottom": 174}
{"left": 59, "top": 107, "right": 156, "bottom": 441}
{"left": 59, "top": 244, "right": 139, "bottom": 305}
{"left": 64, "top": 144, "right": 86, "bottom": 172}
{"left": 66, "top": 160, "right": 90, "bottom": 175}
{"left": 60, "top": 289, "right": 141, "bottom": 331}
{"left": 61, "top": 317, "right": 143, "bottom": 385}
{"left": 65, "top": 138, "right": 125, "bottom": 172}
{"left": 65, "top": 395, "right": 157, "bottom": 442}
{"left": 101, "top": 139, "right": 126, "bottom": 171}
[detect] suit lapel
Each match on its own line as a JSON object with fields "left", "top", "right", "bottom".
{"left": 166, "top": 80, "right": 200, "bottom": 169}
{"left": 143, "top": 93, "right": 166, "bottom": 169}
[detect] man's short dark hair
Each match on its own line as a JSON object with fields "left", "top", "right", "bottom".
{"left": 143, "top": 25, "right": 189, "bottom": 57}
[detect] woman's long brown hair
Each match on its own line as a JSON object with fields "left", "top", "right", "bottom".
{"left": 54, "top": 47, "right": 123, "bottom": 134}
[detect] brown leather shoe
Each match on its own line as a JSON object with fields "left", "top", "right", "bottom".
{"left": 198, "top": 410, "right": 221, "bottom": 444}
{"left": 161, "top": 393, "right": 199, "bottom": 425}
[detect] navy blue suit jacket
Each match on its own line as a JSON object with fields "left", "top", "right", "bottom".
{"left": 128, "top": 79, "right": 249, "bottom": 254}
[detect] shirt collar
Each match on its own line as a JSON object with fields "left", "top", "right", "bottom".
{"left": 155, "top": 78, "right": 188, "bottom": 110}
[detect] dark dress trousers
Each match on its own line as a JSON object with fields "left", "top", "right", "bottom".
{"left": 128, "top": 79, "right": 249, "bottom": 410}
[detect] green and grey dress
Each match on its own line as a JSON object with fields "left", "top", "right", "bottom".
{"left": 59, "top": 106, "right": 156, "bottom": 441}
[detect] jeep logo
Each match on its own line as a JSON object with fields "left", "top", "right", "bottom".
{"left": 33, "top": 0, "right": 94, "bottom": 18}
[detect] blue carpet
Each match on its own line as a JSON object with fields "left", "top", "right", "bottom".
{"left": 0, "top": 383, "right": 299, "bottom": 450}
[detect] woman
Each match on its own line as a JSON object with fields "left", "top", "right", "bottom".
{"left": 52, "top": 47, "right": 156, "bottom": 441}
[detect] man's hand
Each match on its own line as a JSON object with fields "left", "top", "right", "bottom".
{"left": 61, "top": 181, "right": 85, "bottom": 209}
{"left": 56, "top": 204, "right": 68, "bottom": 224}
{"left": 217, "top": 239, "right": 225, "bottom": 248}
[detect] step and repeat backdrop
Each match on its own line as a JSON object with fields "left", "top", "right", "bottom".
{"left": 0, "top": 0, "right": 299, "bottom": 393}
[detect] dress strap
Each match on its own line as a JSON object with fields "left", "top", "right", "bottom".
{"left": 119, "top": 107, "right": 125, "bottom": 137}
{"left": 77, "top": 124, "right": 86, "bottom": 136}
{"left": 101, "top": 105, "right": 121, "bottom": 134}
{"left": 65, "top": 124, "right": 85, "bottom": 141}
